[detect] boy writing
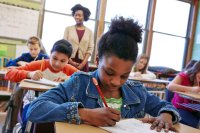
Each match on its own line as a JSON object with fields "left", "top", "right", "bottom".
{"left": 5, "top": 39, "right": 78, "bottom": 132}
{"left": 6, "top": 36, "right": 48, "bottom": 67}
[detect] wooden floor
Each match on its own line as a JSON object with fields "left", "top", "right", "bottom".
{"left": 0, "top": 112, "right": 7, "bottom": 133}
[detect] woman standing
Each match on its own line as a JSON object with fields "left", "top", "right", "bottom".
{"left": 64, "top": 4, "right": 94, "bottom": 72}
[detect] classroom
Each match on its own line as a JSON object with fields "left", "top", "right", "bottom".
{"left": 0, "top": 0, "right": 200, "bottom": 133}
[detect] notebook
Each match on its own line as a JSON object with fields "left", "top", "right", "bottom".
{"left": 24, "top": 78, "right": 59, "bottom": 87}
{"left": 100, "top": 119, "right": 175, "bottom": 133}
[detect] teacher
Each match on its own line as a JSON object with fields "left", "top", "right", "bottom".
{"left": 64, "top": 4, "right": 94, "bottom": 72}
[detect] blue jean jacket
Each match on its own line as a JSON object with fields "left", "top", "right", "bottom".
{"left": 27, "top": 71, "right": 180, "bottom": 124}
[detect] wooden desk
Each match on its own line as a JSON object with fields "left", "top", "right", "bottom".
{"left": 175, "top": 91, "right": 200, "bottom": 101}
{"left": 129, "top": 77, "right": 169, "bottom": 84}
{"left": 129, "top": 76, "right": 169, "bottom": 90}
{"left": 0, "top": 67, "right": 7, "bottom": 75}
{"left": 175, "top": 91, "right": 200, "bottom": 111}
{"left": 89, "top": 63, "right": 97, "bottom": 71}
{"left": 55, "top": 121, "right": 200, "bottom": 133}
{"left": 19, "top": 80, "right": 53, "bottom": 92}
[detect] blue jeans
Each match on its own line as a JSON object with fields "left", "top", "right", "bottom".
{"left": 21, "top": 104, "right": 33, "bottom": 133}
{"left": 179, "top": 108, "right": 200, "bottom": 128}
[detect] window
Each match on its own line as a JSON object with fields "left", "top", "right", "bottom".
{"left": 150, "top": 33, "right": 186, "bottom": 70}
{"left": 104, "top": 0, "right": 149, "bottom": 55}
{"left": 105, "top": 0, "right": 148, "bottom": 25}
{"left": 149, "top": 0, "right": 191, "bottom": 71}
{"left": 41, "top": 0, "right": 195, "bottom": 70}
{"left": 45, "top": 0, "right": 97, "bottom": 19}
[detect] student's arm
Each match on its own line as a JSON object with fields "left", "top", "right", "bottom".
{"left": 27, "top": 77, "right": 84, "bottom": 123}
{"left": 6, "top": 54, "right": 25, "bottom": 67}
{"left": 27, "top": 76, "right": 120, "bottom": 126}
{"left": 141, "top": 71, "right": 156, "bottom": 79}
{"left": 167, "top": 75, "right": 200, "bottom": 92}
{"left": 144, "top": 89, "right": 180, "bottom": 124}
{"left": 5, "top": 60, "right": 44, "bottom": 82}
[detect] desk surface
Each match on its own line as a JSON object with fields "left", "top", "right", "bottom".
{"left": 129, "top": 76, "right": 169, "bottom": 84}
{"left": 55, "top": 122, "right": 200, "bottom": 133}
{"left": 175, "top": 91, "right": 200, "bottom": 101}
{"left": 0, "top": 68, "right": 7, "bottom": 75}
{"left": 19, "top": 80, "right": 53, "bottom": 91}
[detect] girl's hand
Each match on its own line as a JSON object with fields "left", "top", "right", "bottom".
{"left": 141, "top": 113, "right": 176, "bottom": 132}
{"left": 79, "top": 107, "right": 121, "bottom": 126}
{"left": 27, "top": 70, "right": 43, "bottom": 80}
{"left": 17, "top": 61, "right": 28, "bottom": 66}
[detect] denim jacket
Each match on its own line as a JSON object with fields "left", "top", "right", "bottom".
{"left": 27, "top": 71, "right": 180, "bottom": 124}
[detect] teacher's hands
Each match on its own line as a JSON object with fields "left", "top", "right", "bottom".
{"left": 141, "top": 113, "right": 176, "bottom": 132}
{"left": 79, "top": 107, "right": 120, "bottom": 126}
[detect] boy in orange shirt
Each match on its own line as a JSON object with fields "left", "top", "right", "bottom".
{"left": 5, "top": 39, "right": 78, "bottom": 132}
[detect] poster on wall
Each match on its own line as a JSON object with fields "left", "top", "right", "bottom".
{"left": 0, "top": 3, "right": 39, "bottom": 40}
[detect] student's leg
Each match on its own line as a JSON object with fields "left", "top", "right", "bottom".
{"left": 21, "top": 104, "right": 30, "bottom": 133}
{"left": 179, "top": 108, "right": 200, "bottom": 128}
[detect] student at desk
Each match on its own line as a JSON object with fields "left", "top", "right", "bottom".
{"left": 5, "top": 39, "right": 78, "bottom": 133}
{"left": 168, "top": 61, "right": 200, "bottom": 128}
{"left": 6, "top": 36, "right": 49, "bottom": 67}
{"left": 27, "top": 16, "right": 180, "bottom": 132}
{"left": 130, "top": 54, "right": 156, "bottom": 80}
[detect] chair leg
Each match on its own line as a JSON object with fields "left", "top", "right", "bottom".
{"left": 2, "top": 99, "right": 14, "bottom": 133}
{"left": 2, "top": 83, "right": 23, "bottom": 133}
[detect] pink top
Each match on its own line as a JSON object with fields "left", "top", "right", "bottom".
{"left": 172, "top": 72, "right": 196, "bottom": 112}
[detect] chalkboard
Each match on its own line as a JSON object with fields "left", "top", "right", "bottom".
{"left": 0, "top": 3, "right": 39, "bottom": 40}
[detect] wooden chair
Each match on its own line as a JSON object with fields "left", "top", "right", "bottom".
{"left": 148, "top": 90, "right": 165, "bottom": 100}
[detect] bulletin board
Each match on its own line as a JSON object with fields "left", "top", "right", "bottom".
{"left": 0, "top": 3, "right": 39, "bottom": 40}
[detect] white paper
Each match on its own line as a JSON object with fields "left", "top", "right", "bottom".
{"left": 100, "top": 119, "right": 175, "bottom": 133}
{"left": 24, "top": 78, "right": 59, "bottom": 87}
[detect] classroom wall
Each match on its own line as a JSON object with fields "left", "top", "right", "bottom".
{"left": 192, "top": 1, "right": 200, "bottom": 60}
{"left": 0, "top": 0, "right": 41, "bottom": 61}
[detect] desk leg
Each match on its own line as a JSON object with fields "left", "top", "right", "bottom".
{"left": 2, "top": 85, "right": 24, "bottom": 133}
{"left": 11, "top": 88, "right": 24, "bottom": 128}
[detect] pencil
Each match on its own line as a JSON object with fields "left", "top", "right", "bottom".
{"left": 40, "top": 57, "right": 44, "bottom": 71}
{"left": 34, "top": 55, "right": 38, "bottom": 61}
{"left": 92, "top": 78, "right": 108, "bottom": 107}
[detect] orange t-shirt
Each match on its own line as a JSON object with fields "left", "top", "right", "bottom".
{"left": 5, "top": 59, "right": 78, "bottom": 82}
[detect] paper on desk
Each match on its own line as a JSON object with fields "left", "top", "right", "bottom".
{"left": 24, "top": 78, "right": 59, "bottom": 87}
{"left": 100, "top": 119, "right": 175, "bottom": 133}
